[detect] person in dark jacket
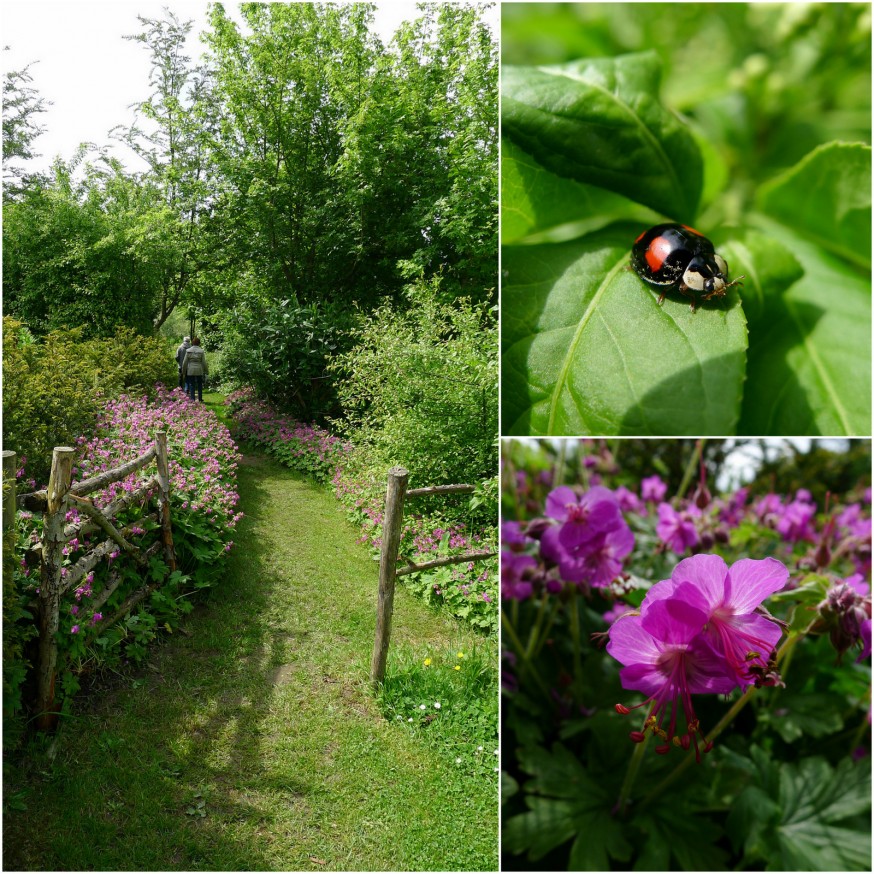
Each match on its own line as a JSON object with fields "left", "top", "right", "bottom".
{"left": 175, "top": 336, "right": 191, "bottom": 390}
{"left": 181, "top": 337, "right": 209, "bottom": 402}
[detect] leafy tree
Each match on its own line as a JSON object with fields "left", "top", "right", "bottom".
{"left": 2, "top": 51, "right": 49, "bottom": 197}
{"left": 114, "top": 12, "right": 219, "bottom": 330}
{"left": 3, "top": 152, "right": 173, "bottom": 336}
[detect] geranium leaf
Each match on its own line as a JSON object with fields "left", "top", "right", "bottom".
{"left": 501, "top": 225, "right": 747, "bottom": 435}
{"left": 503, "top": 52, "right": 703, "bottom": 222}
{"left": 727, "top": 753, "right": 871, "bottom": 871}
{"left": 503, "top": 744, "right": 632, "bottom": 870}
{"left": 759, "top": 691, "right": 844, "bottom": 743}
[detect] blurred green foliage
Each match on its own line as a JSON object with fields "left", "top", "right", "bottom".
{"left": 503, "top": 2, "right": 870, "bottom": 220}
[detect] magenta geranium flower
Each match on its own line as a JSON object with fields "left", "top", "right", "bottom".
{"left": 540, "top": 486, "right": 634, "bottom": 587}
{"left": 643, "top": 554, "right": 788, "bottom": 688}
{"left": 501, "top": 552, "right": 536, "bottom": 601}
{"left": 656, "top": 502, "right": 700, "bottom": 554}
{"left": 641, "top": 475, "right": 667, "bottom": 503}
{"left": 608, "top": 604, "right": 736, "bottom": 760}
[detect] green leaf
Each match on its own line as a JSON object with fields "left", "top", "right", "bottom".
{"left": 637, "top": 807, "right": 730, "bottom": 871}
{"left": 726, "top": 752, "right": 871, "bottom": 871}
{"left": 739, "top": 215, "right": 870, "bottom": 435}
{"left": 503, "top": 52, "right": 703, "bottom": 221}
{"left": 762, "top": 692, "right": 845, "bottom": 743}
{"left": 719, "top": 231, "right": 805, "bottom": 325}
{"left": 501, "top": 137, "right": 641, "bottom": 244}
{"left": 501, "top": 225, "right": 748, "bottom": 435}
{"left": 503, "top": 744, "right": 632, "bottom": 870}
{"left": 758, "top": 142, "right": 871, "bottom": 271}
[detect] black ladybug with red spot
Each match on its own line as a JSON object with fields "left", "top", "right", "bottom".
{"left": 631, "top": 223, "right": 744, "bottom": 312}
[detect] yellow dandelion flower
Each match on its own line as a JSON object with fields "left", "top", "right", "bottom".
{"left": 423, "top": 657, "right": 432, "bottom": 666}
{"left": 454, "top": 665, "right": 461, "bottom": 671}
{"left": 457, "top": 652, "right": 466, "bottom": 659}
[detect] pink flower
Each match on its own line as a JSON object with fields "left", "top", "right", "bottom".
{"left": 641, "top": 475, "right": 668, "bottom": 503}
{"left": 656, "top": 502, "right": 700, "bottom": 554}
{"left": 647, "top": 554, "right": 788, "bottom": 688}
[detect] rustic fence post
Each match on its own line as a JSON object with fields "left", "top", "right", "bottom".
{"left": 2, "top": 450, "right": 16, "bottom": 532}
{"left": 36, "top": 446, "right": 74, "bottom": 731}
{"left": 370, "top": 466, "right": 409, "bottom": 685}
{"left": 154, "top": 430, "right": 176, "bottom": 572}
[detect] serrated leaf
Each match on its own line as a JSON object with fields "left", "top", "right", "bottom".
{"left": 758, "top": 142, "right": 871, "bottom": 271}
{"left": 640, "top": 807, "right": 730, "bottom": 872}
{"left": 504, "top": 744, "right": 631, "bottom": 870}
{"left": 503, "top": 52, "right": 703, "bottom": 221}
{"left": 501, "top": 770, "right": 519, "bottom": 804}
{"left": 501, "top": 225, "right": 748, "bottom": 435}
{"left": 726, "top": 753, "right": 871, "bottom": 871}
{"left": 739, "top": 215, "right": 870, "bottom": 435}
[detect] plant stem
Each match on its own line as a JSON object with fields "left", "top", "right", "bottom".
{"left": 640, "top": 630, "right": 806, "bottom": 805}
{"left": 553, "top": 440, "right": 568, "bottom": 489}
{"left": 676, "top": 439, "right": 705, "bottom": 499}
{"left": 616, "top": 733, "right": 649, "bottom": 816}
{"left": 501, "top": 609, "right": 551, "bottom": 701}
{"left": 568, "top": 586, "right": 584, "bottom": 701}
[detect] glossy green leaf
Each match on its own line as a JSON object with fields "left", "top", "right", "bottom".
{"left": 503, "top": 52, "right": 703, "bottom": 222}
{"left": 501, "top": 225, "right": 748, "bottom": 436}
{"left": 501, "top": 137, "right": 642, "bottom": 244}
{"left": 739, "top": 215, "right": 870, "bottom": 435}
{"left": 758, "top": 142, "right": 872, "bottom": 270}
{"left": 719, "top": 231, "right": 805, "bottom": 325}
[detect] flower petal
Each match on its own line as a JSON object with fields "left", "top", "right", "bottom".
{"left": 671, "top": 554, "right": 730, "bottom": 609}
{"left": 726, "top": 557, "right": 789, "bottom": 613}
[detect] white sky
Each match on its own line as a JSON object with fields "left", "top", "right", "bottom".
{"left": 2, "top": 1, "right": 497, "bottom": 175}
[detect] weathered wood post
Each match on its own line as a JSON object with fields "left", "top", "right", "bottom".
{"left": 37, "top": 446, "right": 74, "bottom": 731}
{"left": 2, "top": 450, "right": 16, "bottom": 532}
{"left": 154, "top": 430, "right": 177, "bottom": 572}
{"left": 370, "top": 466, "right": 408, "bottom": 685}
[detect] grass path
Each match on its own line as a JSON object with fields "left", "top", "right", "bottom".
{"left": 4, "top": 400, "right": 497, "bottom": 871}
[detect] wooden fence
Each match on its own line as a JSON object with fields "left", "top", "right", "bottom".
{"left": 369, "top": 466, "right": 496, "bottom": 685}
{"left": 2, "top": 433, "right": 176, "bottom": 731}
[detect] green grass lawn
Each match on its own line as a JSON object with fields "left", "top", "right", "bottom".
{"left": 3, "top": 399, "right": 498, "bottom": 870}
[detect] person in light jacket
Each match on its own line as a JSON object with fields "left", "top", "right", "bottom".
{"left": 181, "top": 337, "right": 209, "bottom": 402}
{"left": 175, "top": 336, "right": 191, "bottom": 390}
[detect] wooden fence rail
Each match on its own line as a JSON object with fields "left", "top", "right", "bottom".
{"left": 4, "top": 432, "right": 176, "bottom": 731}
{"left": 369, "top": 467, "right": 496, "bottom": 685}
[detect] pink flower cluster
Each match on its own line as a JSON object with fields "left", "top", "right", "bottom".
{"left": 73, "top": 388, "right": 242, "bottom": 532}
{"left": 227, "top": 387, "right": 350, "bottom": 482}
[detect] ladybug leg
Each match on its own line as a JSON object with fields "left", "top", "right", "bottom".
{"left": 657, "top": 291, "right": 666, "bottom": 306}
{"left": 677, "top": 282, "right": 698, "bottom": 312}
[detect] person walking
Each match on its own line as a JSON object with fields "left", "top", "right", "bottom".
{"left": 181, "top": 337, "right": 209, "bottom": 402}
{"left": 175, "top": 336, "right": 191, "bottom": 391}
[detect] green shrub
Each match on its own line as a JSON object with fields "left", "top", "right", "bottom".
{"left": 217, "top": 293, "right": 356, "bottom": 422}
{"left": 2, "top": 318, "right": 177, "bottom": 485}
{"left": 328, "top": 277, "right": 498, "bottom": 497}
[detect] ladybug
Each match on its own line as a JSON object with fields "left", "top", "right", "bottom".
{"left": 631, "top": 223, "right": 744, "bottom": 312}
